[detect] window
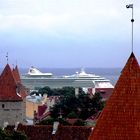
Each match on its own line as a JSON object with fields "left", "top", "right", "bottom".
{"left": 2, "top": 104, "right": 5, "bottom": 108}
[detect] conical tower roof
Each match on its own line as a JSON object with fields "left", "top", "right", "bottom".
{"left": 0, "top": 64, "right": 22, "bottom": 101}
{"left": 12, "top": 65, "right": 21, "bottom": 83}
{"left": 89, "top": 52, "right": 140, "bottom": 140}
{"left": 12, "top": 65, "right": 26, "bottom": 98}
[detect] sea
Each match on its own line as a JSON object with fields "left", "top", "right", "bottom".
{"left": 19, "top": 67, "right": 121, "bottom": 86}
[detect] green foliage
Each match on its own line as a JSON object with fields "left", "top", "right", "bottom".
{"left": 67, "top": 111, "right": 78, "bottom": 119}
{"left": 73, "top": 119, "right": 85, "bottom": 126}
{"left": 39, "top": 117, "right": 71, "bottom": 126}
{"left": 38, "top": 86, "right": 52, "bottom": 96}
{"left": 60, "top": 87, "right": 75, "bottom": 97}
{"left": 0, "top": 128, "right": 27, "bottom": 140}
{"left": 37, "top": 86, "right": 104, "bottom": 126}
{"left": 0, "top": 128, "right": 7, "bottom": 140}
{"left": 37, "top": 86, "right": 75, "bottom": 97}
{"left": 39, "top": 117, "right": 55, "bottom": 125}
{"left": 51, "top": 92, "right": 104, "bottom": 120}
{"left": 57, "top": 118, "right": 71, "bottom": 126}
{"left": 11, "top": 131, "right": 27, "bottom": 140}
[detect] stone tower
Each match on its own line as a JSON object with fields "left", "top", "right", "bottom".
{"left": 0, "top": 64, "right": 26, "bottom": 126}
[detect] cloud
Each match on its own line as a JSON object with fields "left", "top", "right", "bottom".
{"left": 0, "top": 0, "right": 140, "bottom": 68}
{"left": 0, "top": 0, "right": 123, "bottom": 32}
{"left": 0, "top": 13, "right": 71, "bottom": 30}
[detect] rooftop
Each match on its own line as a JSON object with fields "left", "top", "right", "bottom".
{"left": 0, "top": 64, "right": 26, "bottom": 101}
{"left": 6, "top": 124, "right": 92, "bottom": 140}
{"left": 89, "top": 53, "right": 140, "bottom": 140}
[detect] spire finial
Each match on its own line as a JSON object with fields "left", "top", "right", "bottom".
{"left": 126, "top": 4, "right": 134, "bottom": 52}
{"left": 6, "top": 52, "right": 8, "bottom": 63}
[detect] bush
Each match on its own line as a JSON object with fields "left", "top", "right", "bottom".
{"left": 67, "top": 111, "right": 78, "bottom": 119}
{"left": 57, "top": 118, "right": 71, "bottom": 126}
{"left": 0, "top": 128, "right": 27, "bottom": 140}
{"left": 74, "top": 120, "right": 85, "bottom": 126}
{"left": 39, "top": 117, "right": 55, "bottom": 125}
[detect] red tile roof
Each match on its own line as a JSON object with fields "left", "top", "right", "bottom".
{"left": 0, "top": 64, "right": 22, "bottom": 101}
{"left": 12, "top": 65, "right": 21, "bottom": 83}
{"left": 38, "top": 104, "right": 47, "bottom": 117}
{"left": 6, "top": 124, "right": 92, "bottom": 140}
{"left": 89, "top": 53, "right": 140, "bottom": 140}
{"left": 13, "top": 65, "right": 26, "bottom": 98}
{"left": 17, "top": 85, "right": 27, "bottom": 99}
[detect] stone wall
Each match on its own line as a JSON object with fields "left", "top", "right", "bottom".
{"left": 0, "top": 101, "right": 25, "bottom": 127}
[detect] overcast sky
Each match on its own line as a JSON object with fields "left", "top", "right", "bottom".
{"left": 0, "top": 0, "right": 139, "bottom": 68}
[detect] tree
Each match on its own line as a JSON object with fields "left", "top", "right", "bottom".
{"left": 67, "top": 111, "right": 78, "bottom": 119}
{"left": 38, "top": 117, "right": 71, "bottom": 126}
{"left": 50, "top": 92, "right": 104, "bottom": 121}
{"left": 0, "top": 128, "right": 7, "bottom": 140}
{"left": 37, "top": 86, "right": 76, "bottom": 97}
{"left": 38, "top": 86, "right": 53, "bottom": 96}
{"left": 11, "top": 131, "right": 27, "bottom": 140}
{"left": 73, "top": 119, "right": 85, "bottom": 126}
{"left": 0, "top": 128, "right": 27, "bottom": 140}
{"left": 39, "top": 117, "right": 55, "bottom": 125}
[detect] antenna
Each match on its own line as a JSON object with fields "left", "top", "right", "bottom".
{"left": 126, "top": 4, "right": 134, "bottom": 52}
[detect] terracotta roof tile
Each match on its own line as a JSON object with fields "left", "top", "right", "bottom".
{"left": 11, "top": 124, "right": 91, "bottom": 140}
{"left": 0, "top": 64, "right": 22, "bottom": 101}
{"left": 13, "top": 65, "right": 26, "bottom": 98}
{"left": 12, "top": 65, "right": 21, "bottom": 83}
{"left": 89, "top": 53, "right": 140, "bottom": 140}
{"left": 38, "top": 104, "right": 47, "bottom": 117}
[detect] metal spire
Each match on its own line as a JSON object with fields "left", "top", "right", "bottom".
{"left": 6, "top": 52, "right": 8, "bottom": 63}
{"left": 126, "top": 4, "right": 134, "bottom": 52}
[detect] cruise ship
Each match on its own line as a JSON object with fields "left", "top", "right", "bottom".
{"left": 27, "top": 66, "right": 53, "bottom": 77}
{"left": 21, "top": 67, "right": 114, "bottom": 99}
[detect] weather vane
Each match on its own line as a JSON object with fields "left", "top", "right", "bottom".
{"left": 126, "top": 4, "right": 134, "bottom": 52}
